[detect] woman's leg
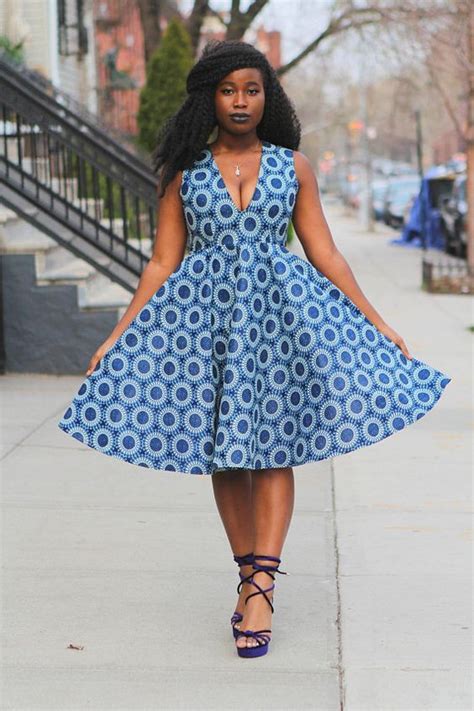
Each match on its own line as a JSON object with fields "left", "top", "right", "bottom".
{"left": 236, "top": 466, "right": 295, "bottom": 648}
{"left": 211, "top": 468, "right": 255, "bottom": 616}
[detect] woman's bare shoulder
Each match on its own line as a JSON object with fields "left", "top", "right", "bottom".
{"left": 293, "top": 149, "right": 313, "bottom": 170}
{"left": 158, "top": 165, "right": 184, "bottom": 197}
{"left": 293, "top": 150, "right": 317, "bottom": 186}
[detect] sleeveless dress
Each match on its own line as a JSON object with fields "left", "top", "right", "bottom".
{"left": 57, "top": 141, "right": 452, "bottom": 475}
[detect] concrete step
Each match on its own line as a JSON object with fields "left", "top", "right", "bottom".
{"left": 77, "top": 277, "right": 131, "bottom": 311}
{"left": 79, "top": 262, "right": 131, "bottom": 308}
{"left": 37, "top": 257, "right": 97, "bottom": 282}
{"left": 0, "top": 206, "right": 56, "bottom": 252}
{"left": 37, "top": 247, "right": 131, "bottom": 311}
{"left": 2, "top": 202, "right": 135, "bottom": 318}
{"left": 0, "top": 205, "right": 21, "bottom": 223}
{"left": 42, "top": 238, "right": 111, "bottom": 273}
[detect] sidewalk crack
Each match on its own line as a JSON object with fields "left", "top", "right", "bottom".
{"left": 330, "top": 457, "right": 345, "bottom": 710}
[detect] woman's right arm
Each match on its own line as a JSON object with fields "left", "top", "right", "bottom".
{"left": 85, "top": 168, "right": 187, "bottom": 375}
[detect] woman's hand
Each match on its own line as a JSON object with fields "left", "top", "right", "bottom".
{"left": 85, "top": 336, "right": 118, "bottom": 376}
{"left": 376, "top": 322, "right": 413, "bottom": 360}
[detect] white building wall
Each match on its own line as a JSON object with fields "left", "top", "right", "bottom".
{"left": 0, "top": 0, "right": 51, "bottom": 77}
{"left": 57, "top": 0, "right": 97, "bottom": 111}
{"left": 1, "top": 0, "right": 97, "bottom": 111}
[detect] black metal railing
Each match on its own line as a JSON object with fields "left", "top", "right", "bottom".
{"left": 0, "top": 51, "right": 147, "bottom": 157}
{"left": 0, "top": 54, "right": 159, "bottom": 292}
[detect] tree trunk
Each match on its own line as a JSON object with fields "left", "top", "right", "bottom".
{"left": 185, "top": 0, "right": 210, "bottom": 55}
{"left": 467, "top": 1, "right": 474, "bottom": 271}
{"left": 137, "top": 0, "right": 164, "bottom": 64}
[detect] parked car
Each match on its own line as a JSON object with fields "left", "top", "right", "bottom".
{"left": 440, "top": 174, "right": 467, "bottom": 258}
{"left": 383, "top": 175, "right": 421, "bottom": 228}
{"left": 371, "top": 179, "right": 388, "bottom": 220}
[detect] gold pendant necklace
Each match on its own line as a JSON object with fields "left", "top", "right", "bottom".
{"left": 234, "top": 144, "right": 262, "bottom": 176}
{"left": 212, "top": 141, "right": 262, "bottom": 177}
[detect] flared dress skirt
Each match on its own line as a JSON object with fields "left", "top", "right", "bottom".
{"left": 58, "top": 141, "right": 452, "bottom": 474}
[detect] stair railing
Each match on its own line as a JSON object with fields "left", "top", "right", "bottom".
{"left": 0, "top": 53, "right": 160, "bottom": 292}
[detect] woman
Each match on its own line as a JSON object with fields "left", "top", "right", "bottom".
{"left": 58, "top": 40, "right": 452, "bottom": 659}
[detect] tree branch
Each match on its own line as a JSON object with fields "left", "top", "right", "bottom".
{"left": 277, "top": 7, "right": 386, "bottom": 76}
{"left": 276, "top": 3, "right": 455, "bottom": 77}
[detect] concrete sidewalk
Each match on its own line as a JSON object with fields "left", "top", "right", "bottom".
{"left": 319, "top": 204, "right": 472, "bottom": 710}
{"left": 1, "top": 202, "right": 471, "bottom": 710}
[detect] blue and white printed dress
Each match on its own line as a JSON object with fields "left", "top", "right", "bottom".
{"left": 58, "top": 141, "right": 452, "bottom": 474}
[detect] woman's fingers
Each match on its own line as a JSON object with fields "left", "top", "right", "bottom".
{"left": 85, "top": 350, "right": 103, "bottom": 376}
{"left": 85, "top": 356, "right": 98, "bottom": 376}
{"left": 378, "top": 322, "right": 413, "bottom": 361}
{"left": 84, "top": 339, "right": 116, "bottom": 376}
{"left": 396, "top": 337, "right": 412, "bottom": 360}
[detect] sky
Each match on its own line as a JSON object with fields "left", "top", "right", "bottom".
{"left": 179, "top": 0, "right": 334, "bottom": 66}
{"left": 177, "top": 0, "right": 406, "bottom": 86}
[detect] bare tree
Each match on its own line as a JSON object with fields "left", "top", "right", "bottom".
{"left": 140, "top": 1, "right": 453, "bottom": 76}
{"left": 137, "top": 0, "right": 181, "bottom": 64}
{"left": 185, "top": 0, "right": 211, "bottom": 53}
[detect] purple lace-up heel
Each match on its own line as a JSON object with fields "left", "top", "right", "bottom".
{"left": 230, "top": 552, "right": 255, "bottom": 639}
{"left": 236, "top": 554, "right": 288, "bottom": 658}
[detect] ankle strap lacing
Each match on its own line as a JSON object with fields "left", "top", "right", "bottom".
{"left": 241, "top": 554, "right": 289, "bottom": 615}
{"left": 252, "top": 554, "right": 289, "bottom": 576}
{"left": 233, "top": 552, "right": 254, "bottom": 567}
{"left": 234, "top": 552, "right": 255, "bottom": 595}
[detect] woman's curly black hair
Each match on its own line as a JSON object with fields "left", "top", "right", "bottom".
{"left": 152, "top": 39, "right": 301, "bottom": 198}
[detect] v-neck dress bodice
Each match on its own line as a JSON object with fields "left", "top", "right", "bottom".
{"left": 57, "top": 141, "right": 452, "bottom": 475}
{"left": 180, "top": 141, "right": 298, "bottom": 251}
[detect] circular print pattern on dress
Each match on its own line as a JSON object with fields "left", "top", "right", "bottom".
{"left": 58, "top": 142, "right": 452, "bottom": 474}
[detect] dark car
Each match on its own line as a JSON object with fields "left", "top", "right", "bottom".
{"left": 383, "top": 175, "right": 421, "bottom": 228}
{"left": 440, "top": 174, "right": 467, "bottom": 258}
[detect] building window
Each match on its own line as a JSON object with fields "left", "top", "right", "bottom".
{"left": 58, "top": 0, "right": 89, "bottom": 57}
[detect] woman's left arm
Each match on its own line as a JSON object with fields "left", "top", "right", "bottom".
{"left": 292, "top": 150, "right": 413, "bottom": 360}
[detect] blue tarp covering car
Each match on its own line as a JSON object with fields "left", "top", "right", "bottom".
{"left": 390, "top": 166, "right": 455, "bottom": 250}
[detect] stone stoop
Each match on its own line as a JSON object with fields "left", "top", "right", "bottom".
{"left": 0, "top": 206, "right": 132, "bottom": 374}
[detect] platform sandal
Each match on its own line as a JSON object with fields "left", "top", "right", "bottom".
{"left": 230, "top": 552, "right": 255, "bottom": 639}
{"left": 236, "top": 554, "right": 288, "bottom": 658}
